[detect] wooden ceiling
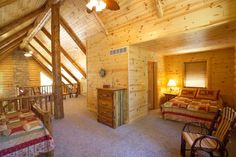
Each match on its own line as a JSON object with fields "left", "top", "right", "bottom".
{"left": 136, "top": 20, "right": 236, "bottom": 55}
{"left": 0, "top": 0, "right": 236, "bottom": 83}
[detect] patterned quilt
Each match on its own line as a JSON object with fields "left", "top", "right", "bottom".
{"left": 161, "top": 96, "right": 223, "bottom": 123}
{"left": 162, "top": 96, "right": 222, "bottom": 113}
{"left": 0, "top": 111, "right": 54, "bottom": 157}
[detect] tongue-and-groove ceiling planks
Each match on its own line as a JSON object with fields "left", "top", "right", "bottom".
{"left": 1, "top": 0, "right": 236, "bottom": 83}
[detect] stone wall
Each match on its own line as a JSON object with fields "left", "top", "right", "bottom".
{"left": 0, "top": 49, "right": 49, "bottom": 98}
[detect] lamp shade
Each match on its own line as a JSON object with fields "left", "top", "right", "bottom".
{"left": 167, "top": 80, "right": 176, "bottom": 87}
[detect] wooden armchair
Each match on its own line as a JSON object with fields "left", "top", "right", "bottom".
{"left": 69, "top": 84, "right": 79, "bottom": 98}
{"left": 181, "top": 107, "right": 236, "bottom": 157}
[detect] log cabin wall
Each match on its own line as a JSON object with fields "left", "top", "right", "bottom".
{"left": 0, "top": 49, "right": 51, "bottom": 98}
{"left": 163, "top": 48, "right": 235, "bottom": 107}
{"left": 128, "top": 46, "right": 158, "bottom": 122}
{"left": 87, "top": 33, "right": 128, "bottom": 112}
{"left": 234, "top": 47, "right": 236, "bottom": 108}
{"left": 79, "top": 78, "right": 87, "bottom": 96}
{"left": 87, "top": 0, "right": 236, "bottom": 115}
{"left": 0, "top": 52, "right": 14, "bottom": 97}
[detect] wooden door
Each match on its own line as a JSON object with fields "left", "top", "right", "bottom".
{"left": 148, "top": 62, "right": 157, "bottom": 110}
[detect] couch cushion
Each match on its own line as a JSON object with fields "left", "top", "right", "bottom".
{"left": 196, "top": 89, "right": 220, "bottom": 100}
{"left": 182, "top": 132, "right": 218, "bottom": 149}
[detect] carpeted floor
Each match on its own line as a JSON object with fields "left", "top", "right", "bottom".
{"left": 53, "top": 96, "right": 236, "bottom": 157}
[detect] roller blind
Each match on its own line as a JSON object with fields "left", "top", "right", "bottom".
{"left": 184, "top": 61, "right": 207, "bottom": 88}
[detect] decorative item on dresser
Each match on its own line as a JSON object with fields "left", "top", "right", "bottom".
{"left": 163, "top": 92, "right": 178, "bottom": 102}
{"left": 97, "top": 88, "right": 127, "bottom": 128}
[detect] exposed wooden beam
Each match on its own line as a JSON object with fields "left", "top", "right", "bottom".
{"left": 41, "top": 27, "right": 87, "bottom": 78}
{"left": 60, "top": 46, "right": 87, "bottom": 78}
{"left": 0, "top": 0, "right": 16, "bottom": 8}
{"left": 34, "top": 36, "right": 79, "bottom": 83}
{"left": 60, "top": 15, "right": 86, "bottom": 54}
{"left": 21, "top": 5, "right": 52, "bottom": 48}
{"left": 0, "top": 6, "right": 45, "bottom": 36}
{"left": 0, "top": 43, "right": 19, "bottom": 61}
{"left": 28, "top": 43, "right": 72, "bottom": 84}
{"left": 0, "top": 34, "right": 26, "bottom": 53}
{"left": 32, "top": 55, "right": 70, "bottom": 86}
{"left": 0, "top": 35, "right": 24, "bottom": 61}
{"left": 0, "top": 24, "right": 33, "bottom": 49}
{"left": 93, "top": 12, "right": 109, "bottom": 35}
{"left": 83, "top": 0, "right": 108, "bottom": 35}
{"left": 51, "top": 1, "right": 64, "bottom": 119}
{"left": 32, "top": 55, "right": 53, "bottom": 77}
{"left": 155, "top": 0, "right": 164, "bottom": 18}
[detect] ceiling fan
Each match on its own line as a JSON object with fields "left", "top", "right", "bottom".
{"left": 86, "top": 0, "right": 120, "bottom": 13}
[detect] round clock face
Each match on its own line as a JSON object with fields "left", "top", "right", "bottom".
{"left": 99, "top": 69, "right": 106, "bottom": 77}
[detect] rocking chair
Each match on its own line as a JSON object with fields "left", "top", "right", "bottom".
{"left": 180, "top": 107, "right": 236, "bottom": 157}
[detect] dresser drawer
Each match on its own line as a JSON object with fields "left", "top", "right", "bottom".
{"left": 98, "top": 107, "right": 113, "bottom": 118}
{"left": 98, "top": 90, "right": 113, "bottom": 99}
{"left": 98, "top": 99, "right": 113, "bottom": 110}
{"left": 98, "top": 115, "right": 113, "bottom": 127}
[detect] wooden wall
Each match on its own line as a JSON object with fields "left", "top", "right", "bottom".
{"left": 87, "top": 0, "right": 236, "bottom": 119}
{"left": 87, "top": 33, "right": 128, "bottom": 112}
{"left": 80, "top": 78, "right": 87, "bottom": 96}
{"left": 0, "top": 53, "right": 14, "bottom": 97}
{"left": 163, "top": 48, "right": 235, "bottom": 107}
{"left": 128, "top": 46, "right": 157, "bottom": 122}
{"left": 234, "top": 47, "right": 236, "bottom": 107}
{"left": 0, "top": 49, "right": 50, "bottom": 98}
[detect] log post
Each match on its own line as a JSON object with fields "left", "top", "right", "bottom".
{"left": 51, "top": 0, "right": 64, "bottom": 119}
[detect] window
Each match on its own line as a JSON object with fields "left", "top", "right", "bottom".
{"left": 40, "top": 72, "right": 52, "bottom": 86}
{"left": 40, "top": 72, "right": 53, "bottom": 94}
{"left": 184, "top": 61, "right": 207, "bottom": 88}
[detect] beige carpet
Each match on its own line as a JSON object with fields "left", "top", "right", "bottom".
{"left": 53, "top": 96, "right": 236, "bottom": 157}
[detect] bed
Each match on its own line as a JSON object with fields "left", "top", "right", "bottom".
{"left": 0, "top": 95, "right": 54, "bottom": 157}
{"left": 161, "top": 88, "right": 223, "bottom": 124}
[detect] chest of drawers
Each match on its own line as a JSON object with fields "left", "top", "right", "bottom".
{"left": 97, "top": 88, "right": 127, "bottom": 128}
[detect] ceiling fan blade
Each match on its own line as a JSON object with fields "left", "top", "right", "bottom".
{"left": 104, "top": 0, "right": 120, "bottom": 10}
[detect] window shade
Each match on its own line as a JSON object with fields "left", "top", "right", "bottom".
{"left": 184, "top": 61, "right": 207, "bottom": 88}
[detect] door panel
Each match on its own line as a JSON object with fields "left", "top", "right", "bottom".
{"left": 148, "top": 61, "right": 157, "bottom": 110}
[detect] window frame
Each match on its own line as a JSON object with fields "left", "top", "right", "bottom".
{"left": 183, "top": 60, "right": 209, "bottom": 88}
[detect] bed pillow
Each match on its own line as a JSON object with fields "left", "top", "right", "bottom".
{"left": 195, "top": 89, "right": 220, "bottom": 100}
{"left": 179, "top": 88, "right": 198, "bottom": 98}
{"left": 5, "top": 111, "right": 21, "bottom": 124}
{"left": 0, "top": 123, "right": 7, "bottom": 136}
{"left": 3, "top": 121, "right": 25, "bottom": 136}
{"left": 23, "top": 120, "right": 44, "bottom": 132}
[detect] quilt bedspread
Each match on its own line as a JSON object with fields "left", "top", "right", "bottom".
{"left": 162, "top": 96, "right": 222, "bottom": 113}
{"left": 0, "top": 111, "right": 54, "bottom": 157}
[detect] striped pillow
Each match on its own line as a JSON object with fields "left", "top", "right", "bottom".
{"left": 196, "top": 89, "right": 220, "bottom": 100}
{"left": 179, "top": 88, "right": 198, "bottom": 98}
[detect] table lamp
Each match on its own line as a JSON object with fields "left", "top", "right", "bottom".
{"left": 167, "top": 79, "right": 176, "bottom": 93}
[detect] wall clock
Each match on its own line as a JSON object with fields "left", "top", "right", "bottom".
{"left": 99, "top": 68, "right": 106, "bottom": 77}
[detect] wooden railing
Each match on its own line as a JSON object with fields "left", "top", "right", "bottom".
{"left": 0, "top": 94, "right": 54, "bottom": 115}
{"left": 17, "top": 83, "right": 80, "bottom": 98}
{"left": 0, "top": 94, "right": 54, "bottom": 133}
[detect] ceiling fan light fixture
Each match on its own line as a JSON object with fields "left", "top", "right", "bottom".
{"left": 24, "top": 51, "right": 33, "bottom": 57}
{"left": 86, "top": 0, "right": 106, "bottom": 12}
